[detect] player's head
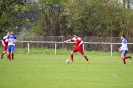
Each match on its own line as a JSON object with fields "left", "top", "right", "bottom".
{"left": 7, "top": 32, "right": 10, "bottom": 36}
{"left": 10, "top": 31, "right": 14, "bottom": 35}
{"left": 74, "top": 34, "right": 78, "bottom": 38}
{"left": 121, "top": 35, "right": 125, "bottom": 40}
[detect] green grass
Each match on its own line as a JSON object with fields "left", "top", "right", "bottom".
{"left": 0, "top": 49, "right": 133, "bottom": 88}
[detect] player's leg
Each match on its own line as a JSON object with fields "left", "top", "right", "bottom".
{"left": 79, "top": 47, "right": 89, "bottom": 63}
{"left": 70, "top": 47, "right": 77, "bottom": 63}
{"left": 70, "top": 50, "right": 74, "bottom": 63}
{"left": 11, "top": 45, "right": 15, "bottom": 60}
{"left": 121, "top": 50, "right": 129, "bottom": 64}
{"left": 124, "top": 56, "right": 132, "bottom": 60}
{"left": 81, "top": 53, "right": 89, "bottom": 64}
{"left": 123, "top": 50, "right": 132, "bottom": 61}
{"left": 121, "top": 53, "right": 126, "bottom": 64}
{"left": 1, "top": 51, "right": 6, "bottom": 58}
{"left": 7, "top": 52, "right": 11, "bottom": 60}
{"left": 11, "top": 53, "right": 14, "bottom": 60}
{"left": 1, "top": 46, "right": 7, "bottom": 59}
{"left": 7, "top": 46, "right": 11, "bottom": 60}
{"left": 81, "top": 53, "right": 89, "bottom": 61}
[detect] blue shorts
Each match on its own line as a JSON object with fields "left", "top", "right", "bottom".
{"left": 7, "top": 45, "right": 15, "bottom": 53}
{"left": 121, "top": 50, "right": 128, "bottom": 56}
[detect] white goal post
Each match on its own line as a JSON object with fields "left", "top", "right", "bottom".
{"left": 17, "top": 41, "right": 133, "bottom": 56}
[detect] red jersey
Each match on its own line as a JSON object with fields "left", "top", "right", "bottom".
{"left": 2, "top": 36, "right": 8, "bottom": 46}
{"left": 70, "top": 37, "right": 83, "bottom": 47}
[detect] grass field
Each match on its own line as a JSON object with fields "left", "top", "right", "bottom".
{"left": 0, "top": 49, "right": 133, "bottom": 88}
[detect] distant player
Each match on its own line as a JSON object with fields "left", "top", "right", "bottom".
{"left": 6, "top": 31, "right": 17, "bottom": 61}
{"left": 118, "top": 35, "right": 132, "bottom": 64}
{"left": 1, "top": 32, "right": 10, "bottom": 59}
{"left": 64, "top": 34, "right": 89, "bottom": 64}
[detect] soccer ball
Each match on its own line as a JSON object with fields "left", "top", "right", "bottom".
{"left": 66, "top": 59, "right": 70, "bottom": 64}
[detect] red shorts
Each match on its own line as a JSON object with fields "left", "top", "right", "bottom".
{"left": 72, "top": 46, "right": 84, "bottom": 54}
{"left": 3, "top": 45, "right": 8, "bottom": 51}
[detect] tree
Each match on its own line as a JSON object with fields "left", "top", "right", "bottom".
{"left": 61, "top": 0, "right": 133, "bottom": 37}
{"left": 25, "top": 0, "right": 133, "bottom": 37}
{"left": 0, "top": 0, "right": 31, "bottom": 33}
{"left": 31, "top": 0, "right": 63, "bottom": 35}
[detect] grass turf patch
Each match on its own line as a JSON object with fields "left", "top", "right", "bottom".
{"left": 0, "top": 51, "right": 133, "bottom": 88}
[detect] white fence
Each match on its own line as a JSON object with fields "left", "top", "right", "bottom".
{"left": 16, "top": 41, "right": 133, "bottom": 56}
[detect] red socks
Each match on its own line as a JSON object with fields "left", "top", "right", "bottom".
{"left": 1, "top": 52, "right": 5, "bottom": 56}
{"left": 84, "top": 56, "right": 89, "bottom": 61}
{"left": 12, "top": 53, "right": 14, "bottom": 60}
{"left": 122, "top": 56, "right": 130, "bottom": 64}
{"left": 7, "top": 53, "right": 14, "bottom": 61}
{"left": 70, "top": 54, "right": 73, "bottom": 61}
{"left": 123, "top": 59, "right": 126, "bottom": 64}
{"left": 124, "top": 56, "right": 130, "bottom": 59}
{"left": 7, "top": 54, "right": 11, "bottom": 60}
{"left": 70, "top": 54, "right": 89, "bottom": 62}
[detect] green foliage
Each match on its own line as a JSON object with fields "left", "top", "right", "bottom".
{"left": 60, "top": 0, "right": 133, "bottom": 37}
{"left": 1, "top": 0, "right": 133, "bottom": 37}
{"left": 30, "top": 0, "right": 133, "bottom": 36}
{"left": 0, "top": 0, "right": 31, "bottom": 33}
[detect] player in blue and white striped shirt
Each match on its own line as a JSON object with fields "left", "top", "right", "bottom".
{"left": 6, "top": 31, "right": 17, "bottom": 61}
{"left": 119, "top": 35, "right": 132, "bottom": 64}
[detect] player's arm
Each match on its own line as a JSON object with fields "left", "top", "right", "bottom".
{"left": 77, "top": 38, "right": 83, "bottom": 47}
{"left": 78, "top": 40, "right": 83, "bottom": 47}
{"left": 64, "top": 39, "right": 72, "bottom": 43}
{"left": 118, "top": 47, "right": 121, "bottom": 52}
{"left": 118, "top": 48, "right": 121, "bottom": 52}
{"left": 13, "top": 36, "right": 17, "bottom": 44}
{"left": 1, "top": 38, "right": 5, "bottom": 46}
{"left": 5, "top": 36, "right": 9, "bottom": 42}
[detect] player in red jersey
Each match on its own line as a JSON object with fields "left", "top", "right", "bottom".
{"left": 1, "top": 32, "right": 10, "bottom": 59}
{"left": 64, "top": 34, "right": 89, "bottom": 64}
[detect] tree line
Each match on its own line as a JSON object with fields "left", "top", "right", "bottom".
{"left": 0, "top": 0, "right": 133, "bottom": 37}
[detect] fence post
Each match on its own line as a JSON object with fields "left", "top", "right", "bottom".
{"left": 55, "top": 42, "right": 57, "bottom": 55}
{"left": 84, "top": 36, "right": 86, "bottom": 50}
{"left": 28, "top": 42, "right": 30, "bottom": 54}
{"left": 62, "top": 36, "right": 64, "bottom": 48}
{"left": 83, "top": 43, "right": 85, "bottom": 51}
{"left": 111, "top": 43, "right": 112, "bottom": 56}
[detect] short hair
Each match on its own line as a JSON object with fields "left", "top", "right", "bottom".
{"left": 121, "top": 35, "right": 125, "bottom": 38}
{"left": 75, "top": 34, "right": 78, "bottom": 36}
